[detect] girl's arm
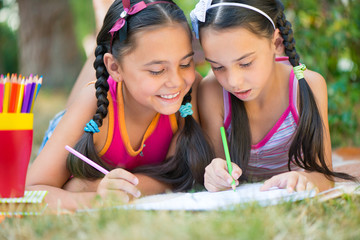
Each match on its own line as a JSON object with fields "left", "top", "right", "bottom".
{"left": 261, "top": 69, "right": 334, "bottom": 192}
{"left": 198, "top": 72, "right": 242, "bottom": 192}
{"left": 26, "top": 84, "right": 140, "bottom": 210}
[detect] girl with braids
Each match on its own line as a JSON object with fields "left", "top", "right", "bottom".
{"left": 191, "top": 0, "right": 356, "bottom": 193}
{"left": 26, "top": 0, "right": 213, "bottom": 210}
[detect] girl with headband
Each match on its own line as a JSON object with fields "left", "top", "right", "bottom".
{"left": 191, "top": 0, "right": 356, "bottom": 192}
{"left": 27, "top": 0, "right": 214, "bottom": 210}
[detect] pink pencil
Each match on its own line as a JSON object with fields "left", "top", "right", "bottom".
{"left": 0, "top": 77, "right": 4, "bottom": 113}
{"left": 65, "top": 145, "right": 109, "bottom": 175}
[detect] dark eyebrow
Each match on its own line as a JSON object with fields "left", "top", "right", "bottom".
{"left": 144, "top": 51, "right": 195, "bottom": 66}
{"left": 205, "top": 52, "right": 255, "bottom": 64}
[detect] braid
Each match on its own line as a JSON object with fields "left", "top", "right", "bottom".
{"left": 93, "top": 45, "right": 110, "bottom": 128}
{"left": 276, "top": 5, "right": 299, "bottom": 66}
{"left": 276, "top": 2, "right": 356, "bottom": 181}
{"left": 181, "top": 88, "right": 192, "bottom": 105}
{"left": 66, "top": 45, "right": 112, "bottom": 179}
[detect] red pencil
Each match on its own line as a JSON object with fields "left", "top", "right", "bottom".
{"left": 8, "top": 75, "right": 20, "bottom": 113}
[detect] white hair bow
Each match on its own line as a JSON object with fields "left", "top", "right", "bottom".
{"left": 190, "top": 0, "right": 276, "bottom": 39}
{"left": 190, "top": 0, "right": 213, "bottom": 39}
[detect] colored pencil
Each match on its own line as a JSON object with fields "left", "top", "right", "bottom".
{"left": 30, "top": 75, "right": 42, "bottom": 113}
{"left": 0, "top": 76, "right": 4, "bottom": 113}
{"left": 1, "top": 73, "right": 42, "bottom": 114}
{"left": 8, "top": 78, "right": 19, "bottom": 113}
{"left": 65, "top": 145, "right": 109, "bottom": 175}
{"left": 220, "top": 126, "right": 236, "bottom": 191}
{"left": 35, "top": 76, "right": 42, "bottom": 100}
{"left": 3, "top": 76, "right": 10, "bottom": 113}
{"left": 16, "top": 78, "right": 25, "bottom": 113}
{"left": 21, "top": 78, "right": 31, "bottom": 113}
{"left": 26, "top": 78, "right": 36, "bottom": 113}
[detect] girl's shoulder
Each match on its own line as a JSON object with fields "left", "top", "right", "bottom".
{"left": 303, "top": 68, "right": 327, "bottom": 90}
{"left": 198, "top": 70, "right": 224, "bottom": 119}
{"left": 302, "top": 68, "right": 328, "bottom": 112}
{"left": 199, "top": 70, "right": 223, "bottom": 98}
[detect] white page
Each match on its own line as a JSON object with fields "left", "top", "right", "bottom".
{"left": 125, "top": 183, "right": 316, "bottom": 211}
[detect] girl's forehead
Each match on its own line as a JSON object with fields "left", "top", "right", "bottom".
{"left": 201, "top": 27, "right": 272, "bottom": 62}
{"left": 202, "top": 27, "right": 268, "bottom": 49}
{"left": 126, "top": 23, "right": 193, "bottom": 62}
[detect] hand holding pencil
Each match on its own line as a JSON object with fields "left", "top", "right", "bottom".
{"left": 65, "top": 145, "right": 142, "bottom": 202}
{"left": 203, "top": 127, "right": 242, "bottom": 192}
{"left": 220, "top": 126, "right": 237, "bottom": 191}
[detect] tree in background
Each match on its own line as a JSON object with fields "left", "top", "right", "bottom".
{"left": 284, "top": 0, "right": 360, "bottom": 146}
{"left": 17, "top": 0, "right": 82, "bottom": 91}
{"left": 0, "top": 0, "right": 18, "bottom": 74}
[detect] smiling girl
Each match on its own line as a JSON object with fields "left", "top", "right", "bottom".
{"left": 26, "top": 0, "right": 213, "bottom": 210}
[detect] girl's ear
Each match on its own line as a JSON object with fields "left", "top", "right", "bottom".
{"left": 272, "top": 29, "right": 285, "bottom": 55}
{"left": 103, "top": 53, "right": 123, "bottom": 82}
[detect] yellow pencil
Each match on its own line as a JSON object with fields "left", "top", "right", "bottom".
{"left": 16, "top": 78, "right": 25, "bottom": 113}
{"left": 3, "top": 76, "right": 11, "bottom": 113}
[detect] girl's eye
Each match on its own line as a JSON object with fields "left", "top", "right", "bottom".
{"left": 240, "top": 62, "right": 252, "bottom": 68}
{"left": 149, "top": 69, "right": 165, "bottom": 76}
{"left": 212, "top": 66, "right": 224, "bottom": 72}
{"left": 180, "top": 59, "right": 193, "bottom": 69}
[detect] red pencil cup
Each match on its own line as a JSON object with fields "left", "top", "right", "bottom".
{"left": 0, "top": 113, "right": 33, "bottom": 198}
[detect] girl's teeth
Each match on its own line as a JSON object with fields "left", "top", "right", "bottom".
{"left": 161, "top": 92, "right": 180, "bottom": 99}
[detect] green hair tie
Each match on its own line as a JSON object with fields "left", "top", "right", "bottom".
{"left": 293, "top": 64, "right": 307, "bottom": 80}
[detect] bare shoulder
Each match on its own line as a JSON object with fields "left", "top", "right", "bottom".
{"left": 303, "top": 69, "right": 328, "bottom": 101}
{"left": 197, "top": 70, "right": 224, "bottom": 125}
{"left": 198, "top": 70, "right": 223, "bottom": 106}
{"left": 304, "top": 69, "right": 327, "bottom": 90}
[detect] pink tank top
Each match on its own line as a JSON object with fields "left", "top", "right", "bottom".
{"left": 98, "top": 77, "right": 178, "bottom": 170}
{"left": 223, "top": 57, "right": 300, "bottom": 180}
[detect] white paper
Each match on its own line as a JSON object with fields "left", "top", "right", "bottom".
{"left": 125, "top": 183, "right": 316, "bottom": 211}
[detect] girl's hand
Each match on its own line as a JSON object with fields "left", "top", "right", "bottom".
{"left": 204, "top": 158, "right": 242, "bottom": 192}
{"left": 97, "top": 168, "right": 141, "bottom": 203}
{"left": 260, "top": 171, "right": 319, "bottom": 193}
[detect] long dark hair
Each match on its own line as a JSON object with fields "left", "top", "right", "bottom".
{"left": 67, "top": 0, "right": 214, "bottom": 191}
{"left": 198, "top": 0, "right": 356, "bottom": 181}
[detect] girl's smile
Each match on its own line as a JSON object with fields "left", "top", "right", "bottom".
{"left": 158, "top": 91, "right": 181, "bottom": 102}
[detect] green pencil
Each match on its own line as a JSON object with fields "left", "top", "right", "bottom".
{"left": 220, "top": 126, "right": 236, "bottom": 191}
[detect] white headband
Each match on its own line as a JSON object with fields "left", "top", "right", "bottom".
{"left": 190, "top": 1, "right": 276, "bottom": 38}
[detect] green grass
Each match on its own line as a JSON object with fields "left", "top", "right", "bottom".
{"left": 1, "top": 195, "right": 360, "bottom": 239}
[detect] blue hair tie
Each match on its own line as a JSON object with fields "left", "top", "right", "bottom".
{"left": 179, "top": 103, "right": 193, "bottom": 118}
{"left": 84, "top": 119, "right": 100, "bottom": 133}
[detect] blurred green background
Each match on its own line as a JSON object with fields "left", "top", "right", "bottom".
{"left": 0, "top": 0, "right": 359, "bottom": 149}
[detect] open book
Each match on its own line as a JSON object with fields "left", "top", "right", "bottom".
{"left": 125, "top": 183, "right": 317, "bottom": 211}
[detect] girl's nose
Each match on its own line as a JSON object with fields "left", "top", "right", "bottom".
{"left": 227, "top": 70, "right": 243, "bottom": 89}
{"left": 165, "top": 69, "right": 183, "bottom": 88}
